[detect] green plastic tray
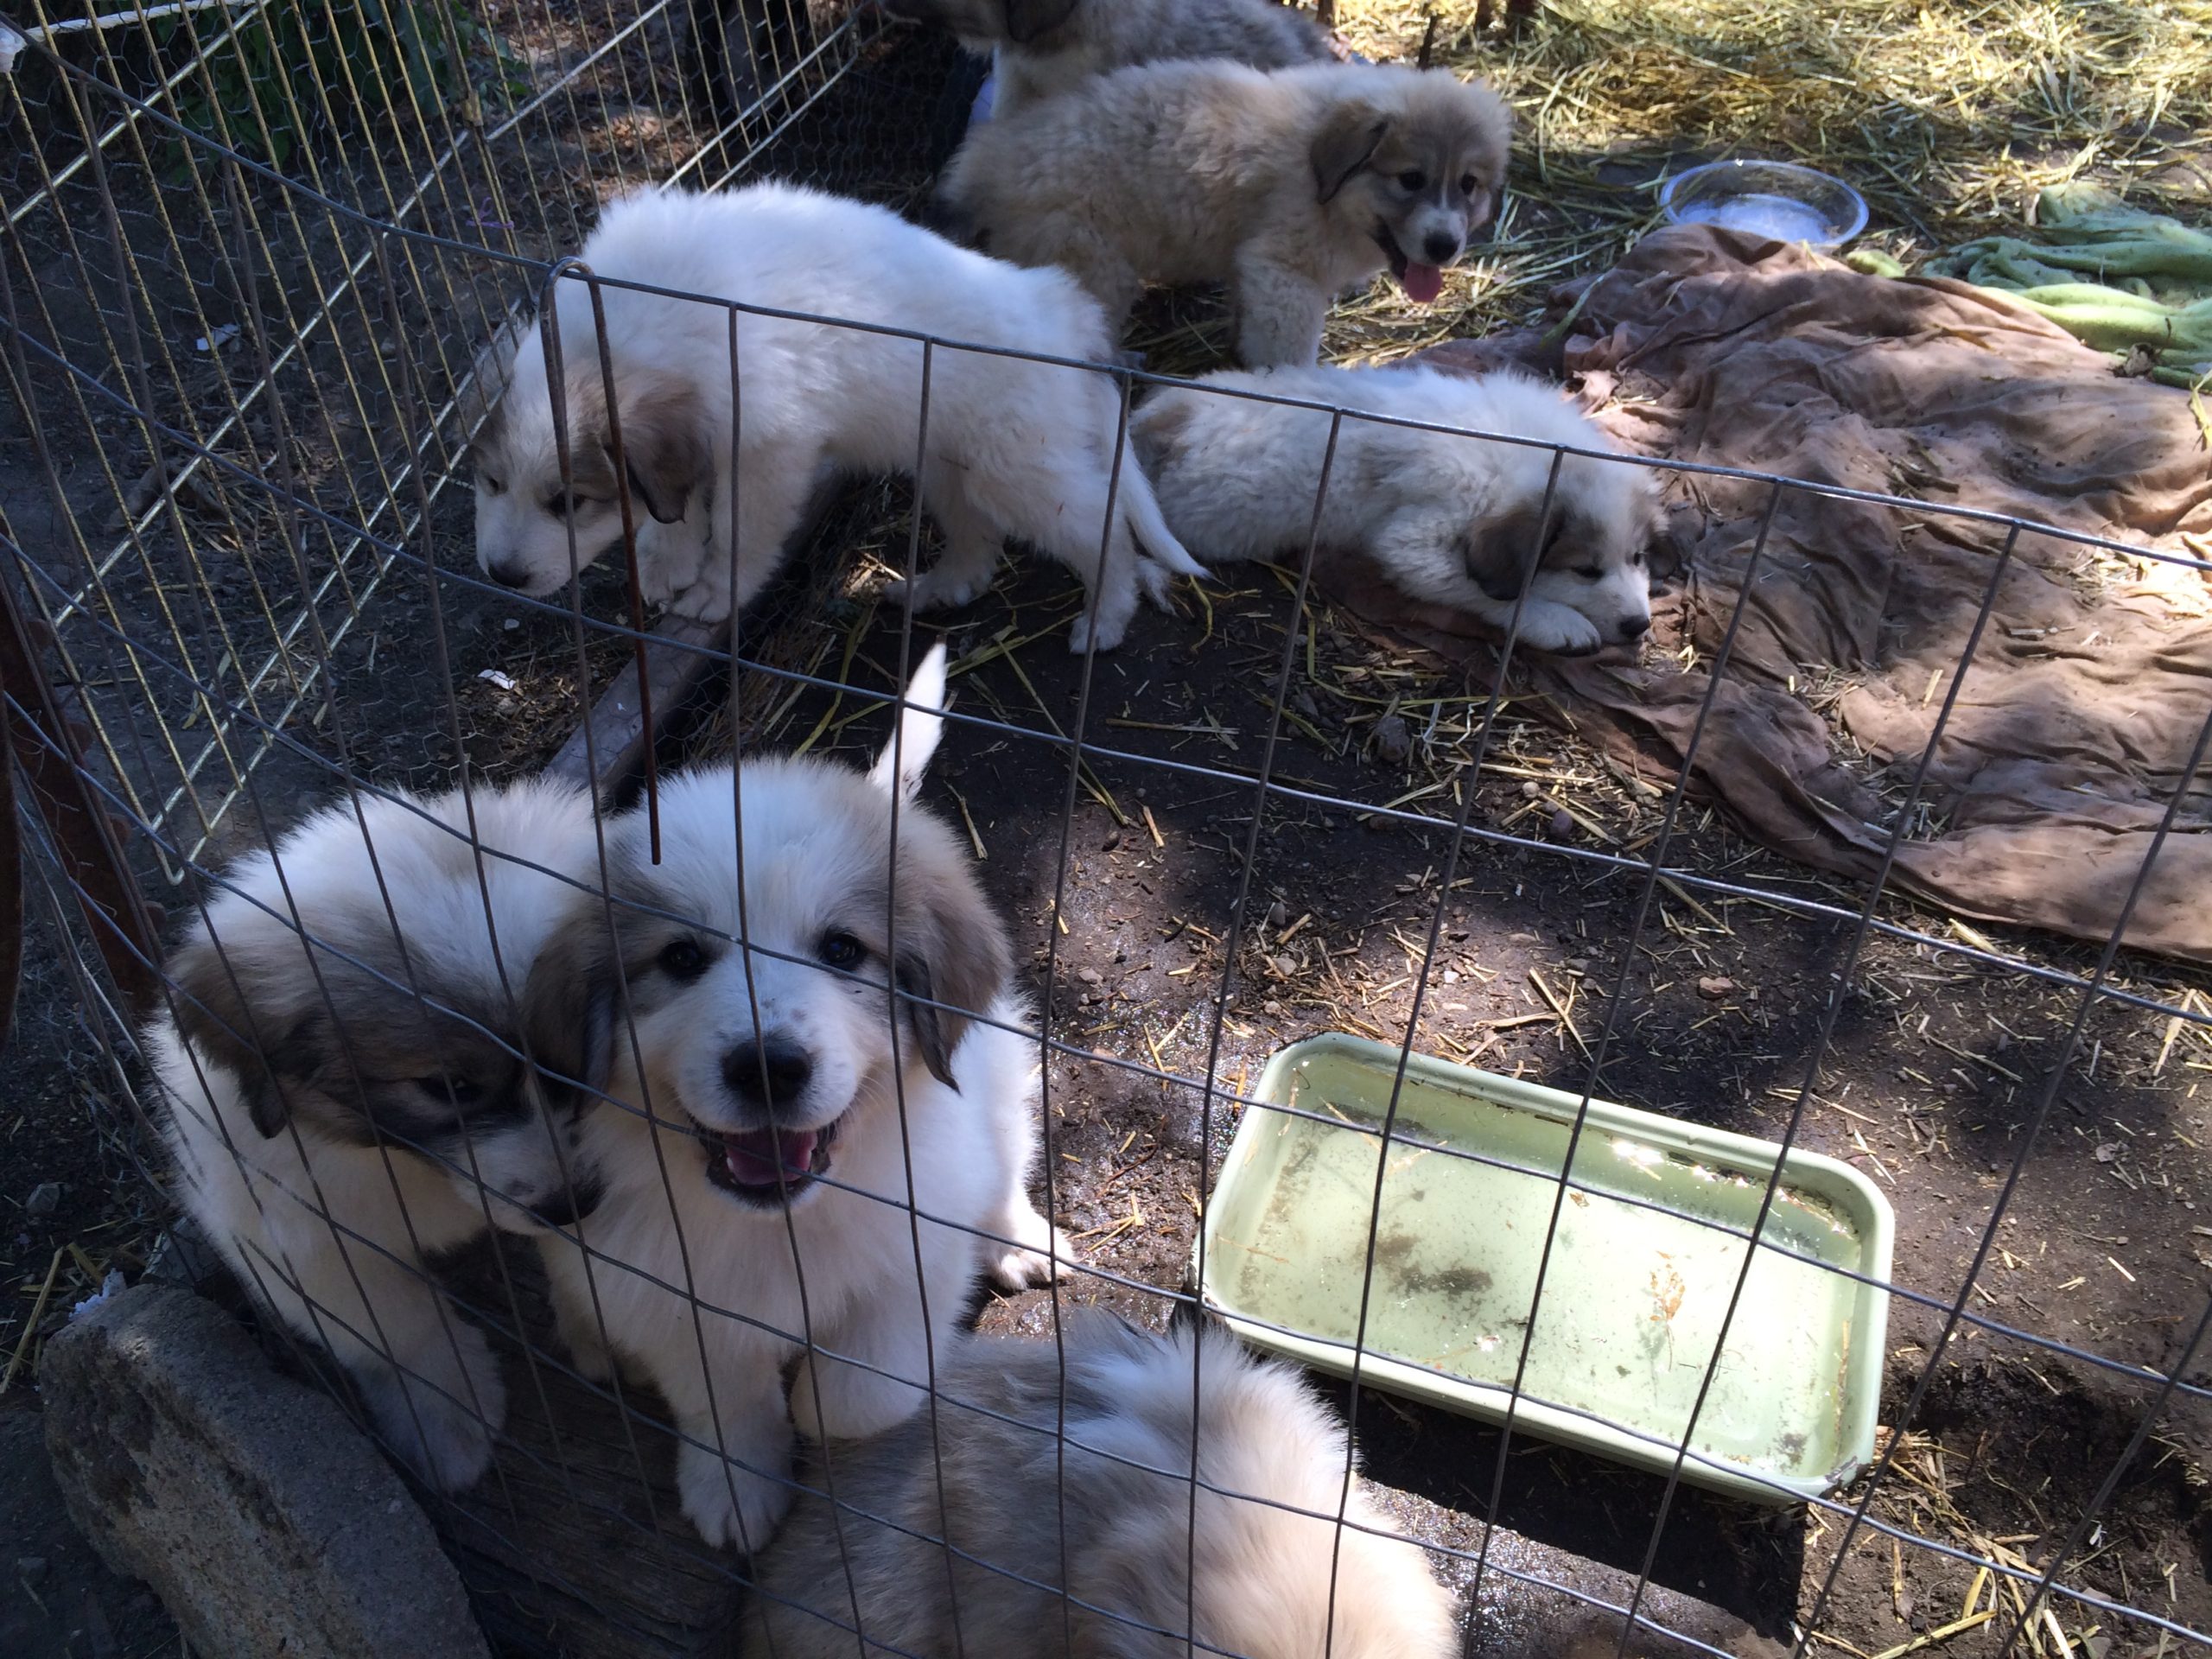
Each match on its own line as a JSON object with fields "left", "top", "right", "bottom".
{"left": 1196, "top": 1033, "right": 1893, "bottom": 1504}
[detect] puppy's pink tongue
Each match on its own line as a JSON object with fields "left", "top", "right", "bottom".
{"left": 1401, "top": 263, "right": 1445, "bottom": 303}
{"left": 723, "top": 1128, "right": 817, "bottom": 1185}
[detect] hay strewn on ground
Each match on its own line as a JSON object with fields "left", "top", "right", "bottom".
{"left": 1285, "top": 0, "right": 2212, "bottom": 368}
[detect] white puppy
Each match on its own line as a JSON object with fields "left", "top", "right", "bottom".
{"left": 1133, "top": 363, "right": 1655, "bottom": 653}
{"left": 747, "top": 1315, "right": 1463, "bottom": 1659}
{"left": 524, "top": 648, "right": 1070, "bottom": 1549}
{"left": 879, "top": 0, "right": 1333, "bottom": 119}
{"left": 471, "top": 184, "right": 1203, "bottom": 652}
{"left": 148, "top": 780, "right": 605, "bottom": 1491}
{"left": 939, "top": 60, "right": 1511, "bottom": 367}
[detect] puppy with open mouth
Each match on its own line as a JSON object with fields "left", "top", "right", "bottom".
{"left": 524, "top": 646, "right": 1068, "bottom": 1549}
{"left": 938, "top": 58, "right": 1511, "bottom": 367}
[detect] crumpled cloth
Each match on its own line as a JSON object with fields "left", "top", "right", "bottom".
{"left": 1921, "top": 184, "right": 2212, "bottom": 387}
{"left": 1330, "top": 225, "right": 2212, "bottom": 962}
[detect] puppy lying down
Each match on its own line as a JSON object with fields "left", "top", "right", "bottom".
{"left": 878, "top": 0, "right": 1333, "bottom": 119}
{"left": 745, "top": 1315, "right": 1462, "bottom": 1659}
{"left": 939, "top": 59, "right": 1510, "bottom": 367}
{"left": 1133, "top": 363, "right": 1656, "bottom": 654}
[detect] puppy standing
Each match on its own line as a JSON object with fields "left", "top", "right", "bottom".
{"left": 149, "top": 780, "right": 605, "bottom": 1490}
{"left": 471, "top": 184, "right": 1203, "bottom": 652}
{"left": 880, "top": 0, "right": 1333, "bottom": 118}
{"left": 525, "top": 648, "right": 1069, "bottom": 1548}
{"left": 746, "top": 1315, "right": 1462, "bottom": 1659}
{"left": 1134, "top": 363, "right": 1655, "bottom": 653}
{"left": 939, "top": 60, "right": 1511, "bottom": 367}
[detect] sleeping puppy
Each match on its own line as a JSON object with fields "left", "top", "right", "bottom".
{"left": 938, "top": 60, "right": 1510, "bottom": 367}
{"left": 1133, "top": 363, "right": 1655, "bottom": 653}
{"left": 524, "top": 647, "right": 1071, "bottom": 1550}
{"left": 745, "top": 1314, "right": 1462, "bottom": 1659}
{"left": 148, "top": 779, "right": 605, "bottom": 1491}
{"left": 470, "top": 183, "right": 1204, "bottom": 652}
{"left": 878, "top": 0, "right": 1333, "bottom": 120}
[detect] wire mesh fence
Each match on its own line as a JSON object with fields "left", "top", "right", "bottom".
{"left": 4, "top": 3, "right": 2212, "bottom": 1657}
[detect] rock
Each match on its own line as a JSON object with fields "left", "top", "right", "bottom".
{"left": 1076, "top": 966, "right": 1102, "bottom": 987}
{"left": 25, "top": 1182, "right": 60, "bottom": 1217}
{"left": 1265, "top": 900, "right": 1290, "bottom": 928}
{"left": 1696, "top": 976, "right": 1737, "bottom": 1000}
{"left": 1371, "top": 714, "right": 1411, "bottom": 764}
{"left": 1548, "top": 807, "right": 1574, "bottom": 838}
{"left": 41, "top": 1284, "right": 487, "bottom": 1659}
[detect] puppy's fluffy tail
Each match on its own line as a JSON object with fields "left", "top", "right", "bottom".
{"left": 1118, "top": 461, "right": 1208, "bottom": 580}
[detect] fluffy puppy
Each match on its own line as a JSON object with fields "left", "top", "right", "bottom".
{"left": 524, "top": 648, "right": 1070, "bottom": 1549}
{"left": 1133, "top": 362, "right": 1655, "bottom": 653}
{"left": 470, "top": 184, "right": 1203, "bottom": 652}
{"left": 148, "top": 780, "right": 606, "bottom": 1491}
{"left": 938, "top": 60, "right": 1511, "bottom": 367}
{"left": 879, "top": 0, "right": 1333, "bottom": 120}
{"left": 746, "top": 1315, "right": 1461, "bottom": 1659}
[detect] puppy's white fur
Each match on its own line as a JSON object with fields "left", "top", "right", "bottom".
{"left": 747, "top": 1315, "right": 1462, "bottom": 1658}
{"left": 525, "top": 650, "right": 1069, "bottom": 1548}
{"left": 939, "top": 59, "right": 1511, "bottom": 367}
{"left": 471, "top": 184, "right": 1202, "bottom": 652}
{"left": 149, "top": 780, "right": 604, "bottom": 1491}
{"left": 880, "top": 0, "right": 1332, "bottom": 119}
{"left": 1134, "top": 363, "right": 1655, "bottom": 653}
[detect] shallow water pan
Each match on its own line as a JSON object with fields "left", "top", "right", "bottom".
{"left": 1197, "top": 1034, "right": 1893, "bottom": 1505}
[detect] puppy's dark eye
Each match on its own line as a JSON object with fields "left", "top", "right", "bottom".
{"left": 1573, "top": 565, "right": 1605, "bottom": 581}
{"left": 658, "top": 938, "right": 709, "bottom": 980}
{"left": 1459, "top": 173, "right": 1479, "bottom": 197}
{"left": 819, "top": 931, "right": 866, "bottom": 971}
{"left": 1398, "top": 169, "right": 1427, "bottom": 192}
{"left": 482, "top": 474, "right": 505, "bottom": 496}
{"left": 543, "top": 489, "right": 603, "bottom": 517}
{"left": 416, "top": 1075, "right": 484, "bottom": 1106}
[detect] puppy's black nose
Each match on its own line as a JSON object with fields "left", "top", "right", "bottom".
{"left": 486, "top": 556, "right": 531, "bottom": 589}
{"left": 1618, "top": 614, "right": 1652, "bottom": 641}
{"left": 532, "top": 1173, "right": 603, "bottom": 1228}
{"left": 722, "top": 1035, "right": 813, "bottom": 1111}
{"left": 1423, "top": 232, "right": 1459, "bottom": 265}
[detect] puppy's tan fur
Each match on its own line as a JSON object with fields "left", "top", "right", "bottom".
{"left": 881, "top": 0, "right": 1332, "bottom": 118}
{"left": 939, "top": 58, "right": 1510, "bottom": 367}
{"left": 745, "top": 1316, "right": 1461, "bottom": 1658}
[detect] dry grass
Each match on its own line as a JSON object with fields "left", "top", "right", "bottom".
{"left": 1291, "top": 0, "right": 2212, "bottom": 367}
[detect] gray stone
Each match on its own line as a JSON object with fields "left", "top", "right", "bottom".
{"left": 40, "top": 1282, "right": 488, "bottom": 1659}
{"left": 23, "top": 1182, "right": 60, "bottom": 1217}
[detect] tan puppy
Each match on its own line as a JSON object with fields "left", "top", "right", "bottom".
{"left": 744, "top": 1315, "right": 1461, "bottom": 1658}
{"left": 939, "top": 59, "right": 1511, "bottom": 367}
{"left": 879, "top": 0, "right": 1332, "bottom": 118}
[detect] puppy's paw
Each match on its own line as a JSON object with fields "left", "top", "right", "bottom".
{"left": 677, "top": 1439, "right": 794, "bottom": 1554}
{"left": 1067, "top": 611, "right": 1126, "bottom": 654}
{"left": 986, "top": 1226, "right": 1077, "bottom": 1294}
{"left": 664, "top": 578, "right": 733, "bottom": 626}
{"left": 359, "top": 1333, "right": 505, "bottom": 1492}
{"left": 1511, "top": 605, "right": 1604, "bottom": 656}
{"left": 1134, "top": 556, "right": 1179, "bottom": 609}
{"left": 884, "top": 565, "right": 988, "bottom": 614}
{"left": 551, "top": 1304, "right": 619, "bottom": 1387}
{"left": 789, "top": 1348, "right": 926, "bottom": 1444}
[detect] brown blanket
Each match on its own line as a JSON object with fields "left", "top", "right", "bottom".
{"left": 1344, "top": 226, "right": 2212, "bottom": 962}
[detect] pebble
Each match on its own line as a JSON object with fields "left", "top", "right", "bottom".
{"left": 1265, "top": 900, "right": 1289, "bottom": 928}
{"left": 1548, "top": 807, "right": 1573, "bottom": 838}
{"left": 16, "top": 1556, "right": 47, "bottom": 1582}
{"left": 1076, "top": 966, "right": 1102, "bottom": 987}
{"left": 25, "top": 1181, "right": 60, "bottom": 1218}
{"left": 1371, "top": 714, "right": 1411, "bottom": 764}
{"left": 1696, "top": 976, "right": 1736, "bottom": 1000}
{"left": 1520, "top": 780, "right": 1541, "bottom": 798}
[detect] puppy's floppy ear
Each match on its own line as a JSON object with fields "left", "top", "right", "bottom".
{"left": 519, "top": 900, "right": 617, "bottom": 1114}
{"left": 164, "top": 928, "right": 308, "bottom": 1140}
{"left": 868, "top": 643, "right": 948, "bottom": 802}
{"left": 1002, "top": 0, "right": 1077, "bottom": 44}
{"left": 1461, "top": 499, "right": 1556, "bottom": 605}
{"left": 892, "top": 849, "right": 1010, "bottom": 1089}
{"left": 596, "top": 366, "right": 709, "bottom": 527}
{"left": 1311, "top": 104, "right": 1390, "bottom": 204}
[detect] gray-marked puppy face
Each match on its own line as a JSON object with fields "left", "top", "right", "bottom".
{"left": 873, "top": 0, "right": 1077, "bottom": 48}
{"left": 1313, "top": 77, "right": 1513, "bottom": 304}
{"left": 166, "top": 788, "right": 605, "bottom": 1233}
{"left": 1463, "top": 455, "right": 1658, "bottom": 649}
{"left": 470, "top": 342, "right": 708, "bottom": 600}
{"left": 526, "top": 758, "right": 1007, "bottom": 1213}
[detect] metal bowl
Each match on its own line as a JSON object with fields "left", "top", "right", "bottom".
{"left": 1659, "top": 159, "right": 1869, "bottom": 249}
